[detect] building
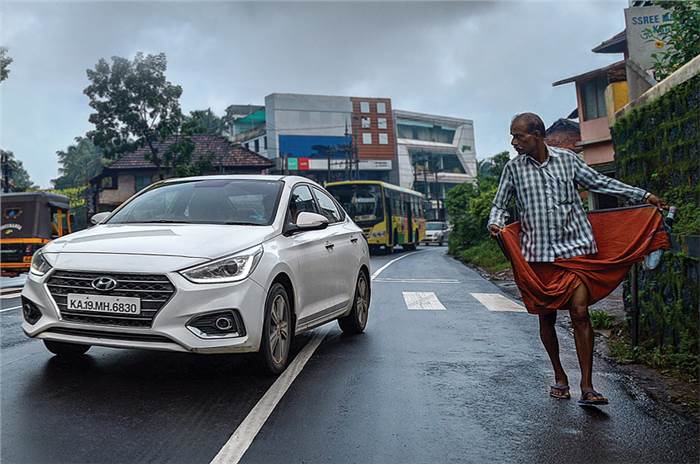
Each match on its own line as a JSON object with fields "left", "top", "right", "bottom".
{"left": 264, "top": 93, "right": 395, "bottom": 184}
{"left": 394, "top": 110, "right": 477, "bottom": 220}
{"left": 89, "top": 134, "right": 273, "bottom": 212}
{"left": 544, "top": 117, "right": 581, "bottom": 153}
{"left": 553, "top": 37, "right": 630, "bottom": 210}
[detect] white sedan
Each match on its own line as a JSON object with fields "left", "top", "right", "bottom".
{"left": 21, "top": 175, "right": 371, "bottom": 374}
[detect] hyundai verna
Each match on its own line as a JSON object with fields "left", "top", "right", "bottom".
{"left": 21, "top": 176, "right": 371, "bottom": 374}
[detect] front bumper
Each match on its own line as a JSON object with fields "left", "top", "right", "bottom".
{"left": 421, "top": 234, "right": 443, "bottom": 243}
{"left": 21, "top": 269, "right": 267, "bottom": 354}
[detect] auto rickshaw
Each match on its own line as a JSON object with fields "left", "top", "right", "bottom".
{"left": 0, "top": 192, "right": 72, "bottom": 276}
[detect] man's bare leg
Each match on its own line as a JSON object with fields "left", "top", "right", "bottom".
{"left": 538, "top": 311, "right": 569, "bottom": 392}
{"left": 568, "top": 283, "right": 606, "bottom": 401}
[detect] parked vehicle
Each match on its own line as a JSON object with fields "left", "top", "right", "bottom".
{"left": 1, "top": 192, "right": 72, "bottom": 276}
{"left": 421, "top": 221, "right": 450, "bottom": 246}
{"left": 326, "top": 180, "right": 425, "bottom": 253}
{"left": 21, "top": 176, "right": 371, "bottom": 374}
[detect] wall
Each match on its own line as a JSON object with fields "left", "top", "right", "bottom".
{"left": 612, "top": 67, "right": 699, "bottom": 355}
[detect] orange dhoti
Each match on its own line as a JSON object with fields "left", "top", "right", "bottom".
{"left": 498, "top": 205, "right": 670, "bottom": 315}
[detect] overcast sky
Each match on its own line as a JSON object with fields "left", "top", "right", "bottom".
{"left": 1, "top": 0, "right": 628, "bottom": 188}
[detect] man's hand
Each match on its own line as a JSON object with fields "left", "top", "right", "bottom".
{"left": 488, "top": 224, "right": 502, "bottom": 237}
{"left": 645, "top": 193, "right": 667, "bottom": 210}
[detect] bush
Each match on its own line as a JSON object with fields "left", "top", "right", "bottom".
{"left": 456, "top": 239, "right": 510, "bottom": 274}
{"left": 590, "top": 310, "right": 616, "bottom": 330}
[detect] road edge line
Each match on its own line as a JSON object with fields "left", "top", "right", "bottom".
{"left": 0, "top": 305, "right": 22, "bottom": 313}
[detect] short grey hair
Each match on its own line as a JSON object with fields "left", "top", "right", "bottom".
{"left": 511, "top": 112, "right": 545, "bottom": 137}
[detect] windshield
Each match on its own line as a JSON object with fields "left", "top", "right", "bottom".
{"left": 107, "top": 179, "right": 283, "bottom": 226}
{"left": 327, "top": 184, "right": 384, "bottom": 224}
{"left": 426, "top": 222, "right": 444, "bottom": 231}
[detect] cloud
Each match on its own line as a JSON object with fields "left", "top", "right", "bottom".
{"left": 1, "top": 0, "right": 627, "bottom": 187}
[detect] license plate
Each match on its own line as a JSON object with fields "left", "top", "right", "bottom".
{"left": 66, "top": 294, "right": 141, "bottom": 315}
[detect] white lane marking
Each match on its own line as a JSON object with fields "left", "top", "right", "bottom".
{"left": 212, "top": 251, "right": 420, "bottom": 464}
{"left": 1, "top": 292, "right": 22, "bottom": 300}
{"left": 210, "top": 326, "right": 329, "bottom": 464}
{"left": 0, "top": 305, "right": 21, "bottom": 313}
{"left": 370, "top": 251, "right": 424, "bottom": 280}
{"left": 471, "top": 293, "right": 526, "bottom": 312}
{"left": 374, "top": 278, "right": 460, "bottom": 284}
{"left": 402, "top": 292, "right": 446, "bottom": 310}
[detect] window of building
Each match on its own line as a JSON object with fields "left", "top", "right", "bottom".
{"left": 396, "top": 123, "right": 455, "bottom": 143}
{"left": 264, "top": 136, "right": 268, "bottom": 149}
{"left": 361, "top": 117, "right": 371, "bottom": 129}
{"left": 101, "top": 175, "right": 118, "bottom": 190}
{"left": 379, "top": 133, "right": 389, "bottom": 145}
{"left": 377, "top": 118, "right": 387, "bottom": 129}
{"left": 244, "top": 142, "right": 250, "bottom": 150}
{"left": 135, "top": 175, "right": 152, "bottom": 192}
{"left": 362, "top": 133, "right": 372, "bottom": 144}
{"left": 376, "top": 102, "right": 386, "bottom": 113}
{"left": 360, "top": 101, "right": 370, "bottom": 113}
{"left": 581, "top": 76, "right": 608, "bottom": 120}
{"left": 254, "top": 139, "right": 260, "bottom": 153}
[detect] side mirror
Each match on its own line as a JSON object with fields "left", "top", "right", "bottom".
{"left": 90, "top": 211, "right": 112, "bottom": 225}
{"left": 295, "top": 212, "right": 329, "bottom": 230}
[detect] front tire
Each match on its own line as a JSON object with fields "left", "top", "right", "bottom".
{"left": 43, "top": 340, "right": 90, "bottom": 357}
{"left": 338, "top": 271, "right": 371, "bottom": 334}
{"left": 259, "top": 283, "right": 293, "bottom": 375}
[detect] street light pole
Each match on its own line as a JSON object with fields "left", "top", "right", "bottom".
{"left": 1, "top": 150, "right": 11, "bottom": 193}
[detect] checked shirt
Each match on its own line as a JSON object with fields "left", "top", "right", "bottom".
{"left": 487, "top": 145, "right": 647, "bottom": 262}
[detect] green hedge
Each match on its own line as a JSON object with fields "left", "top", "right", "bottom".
{"left": 612, "top": 74, "right": 699, "bottom": 356}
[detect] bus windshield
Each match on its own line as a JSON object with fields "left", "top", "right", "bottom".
{"left": 327, "top": 184, "right": 384, "bottom": 224}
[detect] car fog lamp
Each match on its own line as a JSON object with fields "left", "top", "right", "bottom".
{"left": 215, "top": 316, "right": 234, "bottom": 331}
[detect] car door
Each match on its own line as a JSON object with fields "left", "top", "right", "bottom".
{"left": 312, "top": 187, "right": 359, "bottom": 308}
{"left": 284, "top": 184, "right": 336, "bottom": 324}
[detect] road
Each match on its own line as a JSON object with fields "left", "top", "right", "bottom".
{"left": 1, "top": 247, "right": 697, "bottom": 463}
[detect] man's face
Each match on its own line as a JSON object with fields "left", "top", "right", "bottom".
{"left": 510, "top": 119, "right": 540, "bottom": 156}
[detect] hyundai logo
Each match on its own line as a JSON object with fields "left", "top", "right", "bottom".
{"left": 91, "top": 277, "right": 117, "bottom": 291}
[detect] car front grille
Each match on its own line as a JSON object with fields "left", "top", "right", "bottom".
{"left": 46, "top": 271, "right": 175, "bottom": 327}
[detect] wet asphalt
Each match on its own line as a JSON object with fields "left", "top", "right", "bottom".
{"left": 1, "top": 247, "right": 698, "bottom": 464}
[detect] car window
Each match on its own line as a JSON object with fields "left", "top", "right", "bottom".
{"left": 288, "top": 185, "right": 317, "bottom": 223}
{"left": 313, "top": 188, "right": 342, "bottom": 223}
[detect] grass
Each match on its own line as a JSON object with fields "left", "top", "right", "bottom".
{"left": 455, "top": 239, "right": 511, "bottom": 274}
{"left": 609, "top": 334, "right": 699, "bottom": 384}
{"left": 590, "top": 310, "right": 616, "bottom": 330}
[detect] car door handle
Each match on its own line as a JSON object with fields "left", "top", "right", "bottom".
{"left": 325, "top": 242, "right": 335, "bottom": 250}
{"left": 350, "top": 237, "right": 358, "bottom": 243}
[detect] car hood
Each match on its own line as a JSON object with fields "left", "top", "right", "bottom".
{"left": 45, "top": 223, "right": 277, "bottom": 260}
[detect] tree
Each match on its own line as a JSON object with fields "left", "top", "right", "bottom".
{"left": 84, "top": 52, "right": 183, "bottom": 176}
{"left": 651, "top": 1, "right": 700, "bottom": 81}
{"left": 52, "top": 137, "right": 105, "bottom": 189}
{"left": 1, "top": 150, "right": 38, "bottom": 192}
{"left": 182, "top": 108, "right": 225, "bottom": 135}
{"left": 476, "top": 151, "right": 510, "bottom": 189}
{"left": 0, "top": 47, "right": 12, "bottom": 83}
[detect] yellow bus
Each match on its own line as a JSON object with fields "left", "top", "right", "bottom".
{"left": 326, "top": 180, "right": 425, "bottom": 253}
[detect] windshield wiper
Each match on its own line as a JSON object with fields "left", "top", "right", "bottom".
{"left": 223, "top": 221, "right": 263, "bottom": 226}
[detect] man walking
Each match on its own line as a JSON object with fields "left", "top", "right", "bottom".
{"left": 488, "top": 113, "right": 665, "bottom": 405}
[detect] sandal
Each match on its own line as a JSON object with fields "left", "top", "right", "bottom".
{"left": 550, "top": 384, "right": 571, "bottom": 399}
{"left": 578, "top": 390, "right": 609, "bottom": 406}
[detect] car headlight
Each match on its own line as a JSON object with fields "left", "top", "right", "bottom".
{"left": 30, "top": 250, "right": 52, "bottom": 276}
{"left": 180, "top": 245, "right": 263, "bottom": 284}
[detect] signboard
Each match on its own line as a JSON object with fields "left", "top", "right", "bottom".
{"left": 298, "top": 158, "right": 310, "bottom": 171}
{"left": 279, "top": 135, "right": 351, "bottom": 159}
{"left": 287, "top": 157, "right": 298, "bottom": 170}
{"left": 624, "top": 6, "right": 674, "bottom": 71}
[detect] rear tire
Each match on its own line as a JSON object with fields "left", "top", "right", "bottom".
{"left": 403, "top": 243, "right": 416, "bottom": 251}
{"left": 43, "top": 340, "right": 90, "bottom": 357}
{"left": 338, "top": 271, "right": 371, "bottom": 334}
{"left": 259, "top": 283, "right": 293, "bottom": 375}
